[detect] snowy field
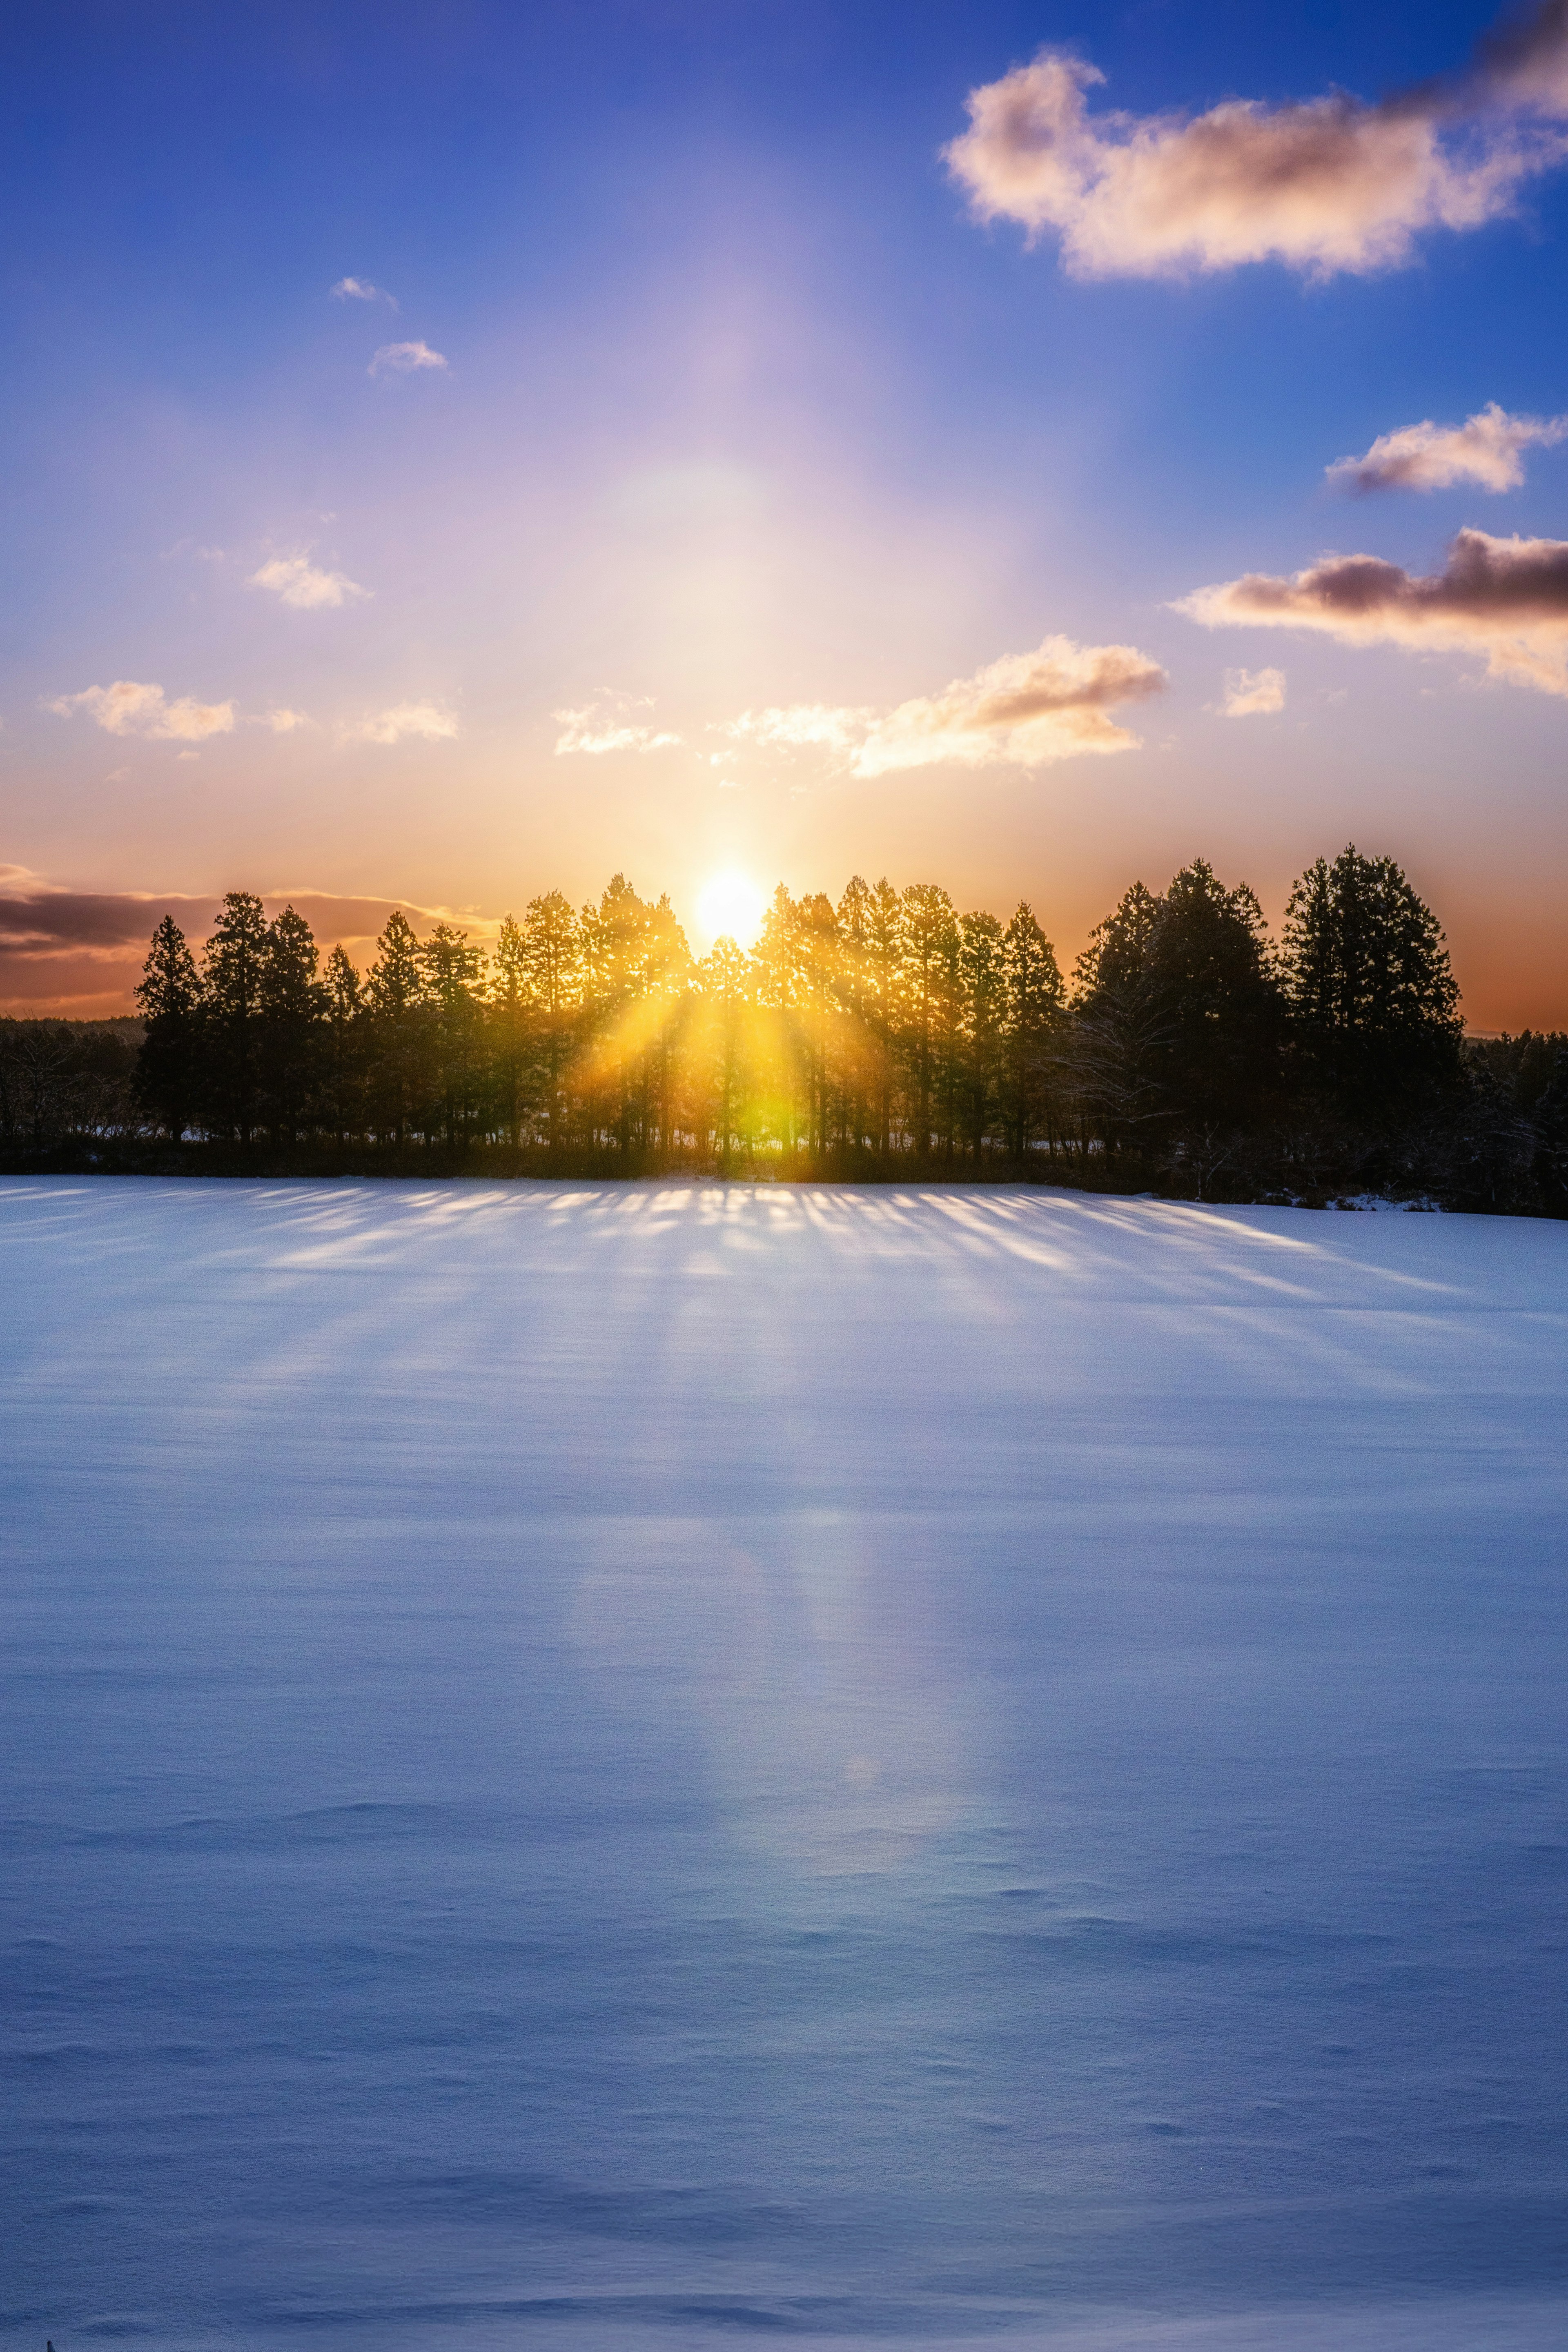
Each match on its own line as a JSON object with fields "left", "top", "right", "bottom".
{"left": 3, "top": 1176, "right": 1568, "bottom": 2352}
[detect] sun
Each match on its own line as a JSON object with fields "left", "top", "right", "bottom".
{"left": 695, "top": 869, "right": 766, "bottom": 949}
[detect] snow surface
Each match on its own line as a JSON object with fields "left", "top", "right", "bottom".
{"left": 2, "top": 1176, "right": 1567, "bottom": 2352}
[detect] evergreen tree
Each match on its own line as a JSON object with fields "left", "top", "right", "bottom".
{"left": 958, "top": 911, "right": 1007, "bottom": 1158}
{"left": 489, "top": 914, "right": 530, "bottom": 1146}
{"left": 795, "top": 892, "right": 839, "bottom": 1159}
{"left": 258, "top": 906, "right": 328, "bottom": 1144}
{"left": 865, "top": 879, "right": 904, "bottom": 1154}
{"left": 419, "top": 922, "right": 486, "bottom": 1147}
{"left": 1283, "top": 845, "right": 1463, "bottom": 1120}
{"left": 200, "top": 891, "right": 270, "bottom": 1140}
{"left": 365, "top": 910, "right": 427, "bottom": 1146}
{"left": 95, "top": 851, "right": 1513, "bottom": 1203}
{"left": 134, "top": 915, "right": 205, "bottom": 1139}
{"left": 639, "top": 894, "right": 693, "bottom": 1156}
{"left": 322, "top": 944, "right": 365, "bottom": 1142}
{"left": 520, "top": 890, "right": 582, "bottom": 1150}
{"left": 1000, "top": 903, "right": 1065, "bottom": 1158}
{"left": 1149, "top": 861, "right": 1285, "bottom": 1135}
{"left": 695, "top": 935, "right": 753, "bottom": 1173}
{"left": 834, "top": 876, "right": 875, "bottom": 1154}
{"left": 1072, "top": 866, "right": 1284, "bottom": 1170}
{"left": 1070, "top": 882, "right": 1181, "bottom": 1157}
{"left": 752, "top": 885, "right": 804, "bottom": 1155}
{"left": 1533, "top": 1043, "right": 1568, "bottom": 1216}
{"left": 581, "top": 875, "right": 650, "bottom": 1152}
{"left": 901, "top": 884, "right": 958, "bottom": 1153}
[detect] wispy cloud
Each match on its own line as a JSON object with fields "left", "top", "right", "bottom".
{"left": 48, "top": 680, "right": 235, "bottom": 740}
{"left": 722, "top": 704, "right": 874, "bottom": 751}
{"left": 726, "top": 637, "right": 1167, "bottom": 775}
{"left": 1327, "top": 401, "right": 1568, "bottom": 492}
{"left": 554, "top": 693, "right": 682, "bottom": 755}
{"left": 1179, "top": 527, "right": 1568, "bottom": 695}
{"left": 945, "top": 0, "right": 1568, "bottom": 280}
{"left": 1219, "top": 666, "right": 1287, "bottom": 717}
{"left": 332, "top": 276, "right": 397, "bottom": 308}
{"left": 369, "top": 340, "right": 447, "bottom": 376}
{"left": 263, "top": 708, "right": 310, "bottom": 733}
{"left": 343, "top": 701, "right": 460, "bottom": 744}
{"left": 248, "top": 554, "right": 371, "bottom": 610}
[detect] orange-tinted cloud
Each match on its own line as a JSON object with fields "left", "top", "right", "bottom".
{"left": 48, "top": 680, "right": 235, "bottom": 740}
{"left": 1327, "top": 401, "right": 1568, "bottom": 492}
{"left": 945, "top": 3, "right": 1568, "bottom": 279}
{"left": 341, "top": 701, "right": 460, "bottom": 744}
{"left": 1219, "top": 666, "right": 1287, "bottom": 717}
{"left": 854, "top": 636, "right": 1166, "bottom": 772}
{"left": 555, "top": 693, "right": 682, "bottom": 755}
{"left": 0, "top": 872, "right": 488, "bottom": 1015}
{"left": 718, "top": 638, "right": 1165, "bottom": 777}
{"left": 1180, "top": 527, "right": 1568, "bottom": 694}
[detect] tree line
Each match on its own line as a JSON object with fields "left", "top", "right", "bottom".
{"left": 3, "top": 847, "right": 1566, "bottom": 1212}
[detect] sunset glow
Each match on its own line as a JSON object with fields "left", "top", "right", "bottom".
{"left": 694, "top": 870, "right": 767, "bottom": 951}
{"left": 2, "top": 3, "right": 1567, "bottom": 1032}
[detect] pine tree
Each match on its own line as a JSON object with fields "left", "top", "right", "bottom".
{"left": 958, "top": 911, "right": 1007, "bottom": 1158}
{"left": 258, "top": 906, "right": 328, "bottom": 1144}
{"left": 581, "top": 875, "right": 652, "bottom": 1152}
{"left": 1000, "top": 903, "right": 1065, "bottom": 1159}
{"left": 752, "top": 885, "right": 804, "bottom": 1155}
{"left": 695, "top": 935, "right": 752, "bottom": 1172}
{"left": 835, "top": 876, "right": 875, "bottom": 1154}
{"left": 365, "top": 910, "right": 428, "bottom": 1146}
{"left": 795, "top": 893, "right": 839, "bottom": 1159}
{"left": 1283, "top": 845, "right": 1463, "bottom": 1120}
{"left": 489, "top": 914, "right": 529, "bottom": 1147}
{"left": 322, "top": 944, "right": 365, "bottom": 1142}
{"left": 521, "top": 891, "right": 583, "bottom": 1152}
{"left": 900, "top": 884, "right": 958, "bottom": 1154}
{"left": 1070, "top": 882, "right": 1178, "bottom": 1158}
{"left": 639, "top": 895, "right": 693, "bottom": 1157}
{"left": 133, "top": 915, "right": 205, "bottom": 1139}
{"left": 200, "top": 891, "right": 270, "bottom": 1140}
{"left": 1150, "top": 861, "right": 1285, "bottom": 1136}
{"left": 865, "top": 879, "right": 903, "bottom": 1154}
{"left": 419, "top": 922, "right": 486, "bottom": 1148}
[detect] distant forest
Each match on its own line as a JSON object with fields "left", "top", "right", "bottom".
{"left": 3, "top": 848, "right": 1566, "bottom": 1213}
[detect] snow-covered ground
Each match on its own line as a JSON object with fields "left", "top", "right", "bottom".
{"left": 3, "top": 1178, "right": 1567, "bottom": 2352}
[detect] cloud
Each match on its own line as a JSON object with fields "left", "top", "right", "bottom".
{"left": 48, "top": 681, "right": 235, "bottom": 740}
{"left": 343, "top": 701, "right": 460, "bottom": 744}
{"left": 1220, "top": 666, "right": 1287, "bottom": 717}
{"left": 248, "top": 554, "right": 370, "bottom": 610}
{"left": 369, "top": 340, "right": 447, "bottom": 375}
{"left": 944, "top": 1, "right": 1568, "bottom": 279}
{"left": 0, "top": 874, "right": 480, "bottom": 1015}
{"left": 264, "top": 708, "right": 310, "bottom": 733}
{"left": 856, "top": 635, "right": 1167, "bottom": 771}
{"left": 724, "top": 638, "right": 1166, "bottom": 776}
{"left": 1327, "top": 400, "right": 1568, "bottom": 492}
{"left": 722, "top": 704, "right": 874, "bottom": 751}
{"left": 332, "top": 276, "right": 396, "bottom": 307}
{"left": 554, "top": 694, "right": 682, "bottom": 755}
{"left": 1179, "top": 526, "right": 1568, "bottom": 694}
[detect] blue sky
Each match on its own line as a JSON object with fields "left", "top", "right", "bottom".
{"left": 3, "top": 0, "right": 1567, "bottom": 1019}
